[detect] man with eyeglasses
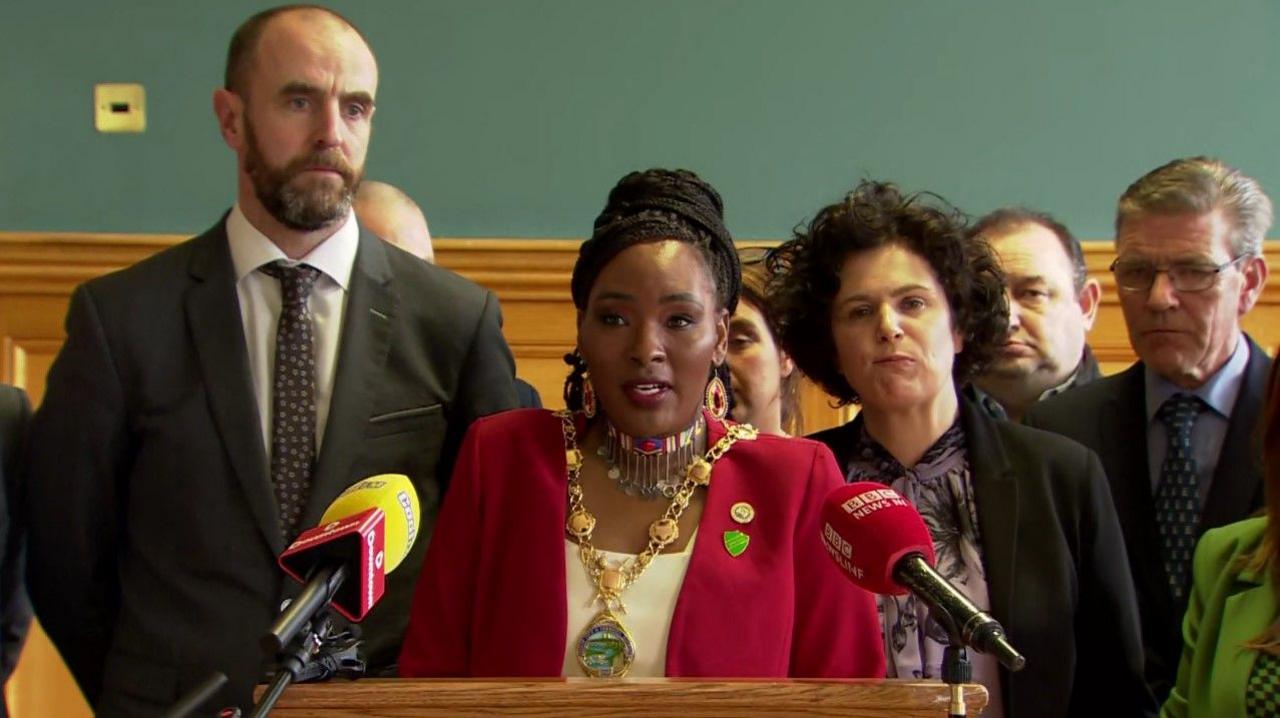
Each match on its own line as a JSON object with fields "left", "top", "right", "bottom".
{"left": 1025, "top": 156, "right": 1272, "bottom": 703}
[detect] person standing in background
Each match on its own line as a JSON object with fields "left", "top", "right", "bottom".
{"left": 354, "top": 180, "right": 434, "bottom": 262}
{"left": 355, "top": 179, "right": 542, "bottom": 408}
{"left": 969, "top": 208, "right": 1102, "bottom": 422}
{"left": 1026, "top": 156, "right": 1272, "bottom": 701}
{"left": 728, "top": 254, "right": 801, "bottom": 436}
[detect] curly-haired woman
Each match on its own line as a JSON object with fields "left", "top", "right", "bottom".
{"left": 768, "top": 181, "right": 1154, "bottom": 717}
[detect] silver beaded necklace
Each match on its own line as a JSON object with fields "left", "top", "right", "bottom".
{"left": 596, "top": 416, "right": 706, "bottom": 500}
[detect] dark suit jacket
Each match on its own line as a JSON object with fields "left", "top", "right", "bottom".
{"left": 0, "top": 386, "right": 33, "bottom": 703}
{"left": 811, "top": 396, "right": 1154, "bottom": 717}
{"left": 1024, "top": 335, "right": 1271, "bottom": 702}
{"left": 24, "top": 219, "right": 518, "bottom": 714}
{"left": 967, "top": 344, "right": 1103, "bottom": 421}
{"left": 514, "top": 378, "right": 542, "bottom": 409}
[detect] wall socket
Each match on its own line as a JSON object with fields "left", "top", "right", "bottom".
{"left": 94, "top": 83, "right": 146, "bottom": 133}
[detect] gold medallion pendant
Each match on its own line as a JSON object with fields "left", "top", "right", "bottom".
{"left": 576, "top": 608, "right": 636, "bottom": 677}
{"left": 556, "top": 409, "right": 754, "bottom": 680}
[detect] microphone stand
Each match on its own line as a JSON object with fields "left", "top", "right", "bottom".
{"left": 941, "top": 643, "right": 971, "bottom": 718}
{"left": 245, "top": 610, "right": 366, "bottom": 717}
{"left": 249, "top": 618, "right": 324, "bottom": 718}
{"left": 933, "top": 608, "right": 972, "bottom": 718}
{"left": 161, "top": 671, "right": 227, "bottom": 718}
{"left": 244, "top": 562, "right": 366, "bottom": 717}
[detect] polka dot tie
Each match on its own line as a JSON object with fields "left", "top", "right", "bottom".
{"left": 1153, "top": 393, "right": 1206, "bottom": 604}
{"left": 260, "top": 261, "right": 322, "bottom": 543}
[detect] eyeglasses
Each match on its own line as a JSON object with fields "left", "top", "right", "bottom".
{"left": 1109, "top": 254, "right": 1248, "bottom": 293}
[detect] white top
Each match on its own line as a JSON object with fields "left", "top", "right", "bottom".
{"left": 225, "top": 204, "right": 359, "bottom": 470}
{"left": 562, "top": 534, "right": 696, "bottom": 677}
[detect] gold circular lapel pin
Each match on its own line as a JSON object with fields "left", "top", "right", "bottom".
{"left": 730, "top": 501, "right": 755, "bottom": 525}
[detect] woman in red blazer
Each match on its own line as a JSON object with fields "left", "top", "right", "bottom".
{"left": 399, "top": 169, "right": 883, "bottom": 679}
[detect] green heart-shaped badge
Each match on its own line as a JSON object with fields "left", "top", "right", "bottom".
{"left": 723, "top": 530, "right": 750, "bottom": 557}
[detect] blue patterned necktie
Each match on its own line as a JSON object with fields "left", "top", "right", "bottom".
{"left": 260, "top": 261, "right": 322, "bottom": 543}
{"left": 1153, "top": 393, "right": 1207, "bottom": 603}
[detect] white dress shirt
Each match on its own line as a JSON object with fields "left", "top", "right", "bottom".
{"left": 225, "top": 204, "right": 359, "bottom": 472}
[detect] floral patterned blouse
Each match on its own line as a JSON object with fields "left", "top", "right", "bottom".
{"left": 844, "top": 417, "right": 1006, "bottom": 718}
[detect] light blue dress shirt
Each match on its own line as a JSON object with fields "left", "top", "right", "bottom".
{"left": 1144, "top": 336, "right": 1249, "bottom": 502}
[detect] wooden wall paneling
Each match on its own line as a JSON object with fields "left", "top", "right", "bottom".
{"left": 0, "top": 295, "right": 76, "bottom": 403}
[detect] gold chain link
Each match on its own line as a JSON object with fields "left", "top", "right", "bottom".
{"left": 560, "top": 411, "right": 756, "bottom": 601}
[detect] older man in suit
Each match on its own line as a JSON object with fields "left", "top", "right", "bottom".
{"left": 24, "top": 6, "right": 517, "bottom": 714}
{"left": 1025, "top": 156, "right": 1272, "bottom": 702}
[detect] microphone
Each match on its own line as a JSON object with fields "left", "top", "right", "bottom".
{"left": 821, "top": 482, "right": 1025, "bottom": 671}
{"left": 264, "top": 474, "right": 421, "bottom": 655}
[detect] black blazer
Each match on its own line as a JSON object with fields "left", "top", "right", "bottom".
{"left": 0, "top": 386, "right": 32, "bottom": 699}
{"left": 24, "top": 219, "right": 519, "bottom": 714}
{"left": 1023, "top": 335, "right": 1271, "bottom": 702}
{"left": 811, "top": 395, "right": 1154, "bottom": 717}
{"left": 515, "top": 378, "right": 542, "bottom": 409}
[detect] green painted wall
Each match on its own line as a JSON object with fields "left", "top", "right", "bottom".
{"left": 3, "top": 1, "right": 1278, "bottom": 239}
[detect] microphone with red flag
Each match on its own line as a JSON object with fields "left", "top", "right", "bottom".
{"left": 263, "top": 474, "right": 421, "bottom": 654}
{"left": 821, "top": 481, "right": 1025, "bottom": 671}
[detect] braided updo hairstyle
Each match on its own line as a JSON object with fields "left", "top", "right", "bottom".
{"left": 564, "top": 169, "right": 742, "bottom": 415}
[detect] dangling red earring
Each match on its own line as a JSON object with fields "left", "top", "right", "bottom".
{"left": 704, "top": 374, "right": 728, "bottom": 420}
{"left": 581, "top": 372, "right": 597, "bottom": 419}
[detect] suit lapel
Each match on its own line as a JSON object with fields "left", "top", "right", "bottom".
{"left": 1213, "top": 571, "right": 1274, "bottom": 713}
{"left": 958, "top": 399, "right": 1018, "bottom": 710}
{"left": 1101, "top": 364, "right": 1179, "bottom": 630}
{"left": 185, "top": 221, "right": 280, "bottom": 553}
{"left": 960, "top": 399, "right": 1017, "bottom": 633}
{"left": 301, "top": 231, "right": 395, "bottom": 528}
{"left": 1200, "top": 336, "right": 1270, "bottom": 530}
{"left": 1098, "top": 365, "right": 1153, "bottom": 530}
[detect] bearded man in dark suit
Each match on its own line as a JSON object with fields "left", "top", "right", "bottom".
{"left": 24, "top": 6, "right": 518, "bottom": 714}
{"left": 1026, "top": 156, "right": 1272, "bottom": 703}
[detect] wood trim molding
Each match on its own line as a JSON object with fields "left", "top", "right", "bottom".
{"left": 0, "top": 232, "right": 588, "bottom": 298}
{"left": 4, "top": 230, "right": 1279, "bottom": 400}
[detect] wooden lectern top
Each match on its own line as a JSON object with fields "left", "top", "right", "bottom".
{"left": 261, "top": 677, "right": 987, "bottom": 717}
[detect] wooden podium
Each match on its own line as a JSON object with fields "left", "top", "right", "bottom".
{"left": 260, "top": 678, "right": 987, "bottom": 716}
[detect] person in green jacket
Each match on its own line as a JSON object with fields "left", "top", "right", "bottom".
{"left": 1164, "top": 353, "right": 1280, "bottom": 717}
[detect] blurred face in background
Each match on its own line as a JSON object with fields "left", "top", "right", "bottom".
{"left": 980, "top": 222, "right": 1099, "bottom": 392}
{"left": 578, "top": 240, "right": 730, "bottom": 438}
{"left": 728, "top": 296, "right": 794, "bottom": 434}
{"left": 831, "top": 244, "right": 963, "bottom": 412}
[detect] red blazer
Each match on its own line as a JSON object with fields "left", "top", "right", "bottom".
{"left": 399, "top": 409, "right": 884, "bottom": 678}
